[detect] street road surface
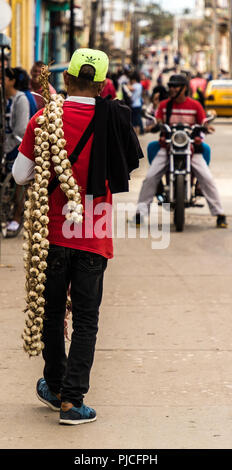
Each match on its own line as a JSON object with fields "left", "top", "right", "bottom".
{"left": 0, "top": 119, "right": 232, "bottom": 449}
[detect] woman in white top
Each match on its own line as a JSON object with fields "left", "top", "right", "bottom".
{"left": 4, "top": 67, "right": 30, "bottom": 235}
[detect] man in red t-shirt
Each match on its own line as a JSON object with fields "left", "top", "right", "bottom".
{"left": 189, "top": 73, "right": 207, "bottom": 97}
{"left": 135, "top": 74, "right": 227, "bottom": 228}
{"left": 100, "top": 76, "right": 116, "bottom": 99}
{"left": 12, "top": 48, "right": 143, "bottom": 425}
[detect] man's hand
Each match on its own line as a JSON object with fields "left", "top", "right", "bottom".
{"left": 205, "top": 124, "right": 215, "bottom": 134}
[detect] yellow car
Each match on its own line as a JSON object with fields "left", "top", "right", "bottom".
{"left": 205, "top": 80, "right": 232, "bottom": 117}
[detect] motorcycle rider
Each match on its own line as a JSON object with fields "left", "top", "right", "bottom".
{"left": 134, "top": 74, "right": 227, "bottom": 228}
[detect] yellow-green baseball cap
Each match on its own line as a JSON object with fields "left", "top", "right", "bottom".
{"left": 68, "top": 48, "right": 109, "bottom": 82}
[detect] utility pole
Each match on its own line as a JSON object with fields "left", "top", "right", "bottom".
{"left": 212, "top": 0, "right": 218, "bottom": 79}
{"left": 229, "top": 0, "right": 232, "bottom": 77}
{"left": 122, "top": 0, "right": 130, "bottom": 67}
{"left": 89, "top": 0, "right": 99, "bottom": 48}
{"left": 131, "top": 1, "right": 140, "bottom": 69}
{"left": 131, "top": 16, "right": 139, "bottom": 68}
{"left": 99, "top": 0, "right": 105, "bottom": 50}
{"left": 69, "top": 0, "right": 75, "bottom": 58}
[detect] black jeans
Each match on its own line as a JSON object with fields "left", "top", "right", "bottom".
{"left": 42, "top": 245, "right": 108, "bottom": 407}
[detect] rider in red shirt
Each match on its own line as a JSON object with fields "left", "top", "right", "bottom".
{"left": 135, "top": 74, "right": 227, "bottom": 229}
{"left": 156, "top": 95, "right": 206, "bottom": 126}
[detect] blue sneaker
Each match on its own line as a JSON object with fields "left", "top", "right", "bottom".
{"left": 59, "top": 404, "right": 97, "bottom": 425}
{"left": 36, "top": 378, "right": 61, "bottom": 411}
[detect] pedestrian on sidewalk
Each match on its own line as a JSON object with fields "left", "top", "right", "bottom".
{"left": 100, "top": 73, "right": 116, "bottom": 100}
{"left": 14, "top": 67, "right": 38, "bottom": 118}
{"left": 127, "top": 71, "right": 144, "bottom": 135}
{"left": 4, "top": 67, "right": 30, "bottom": 236}
{"left": 13, "top": 48, "right": 143, "bottom": 425}
{"left": 29, "top": 61, "right": 56, "bottom": 110}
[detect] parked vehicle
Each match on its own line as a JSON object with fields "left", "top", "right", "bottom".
{"left": 205, "top": 80, "right": 232, "bottom": 117}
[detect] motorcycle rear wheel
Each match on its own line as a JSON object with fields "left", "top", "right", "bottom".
{"left": 174, "top": 174, "right": 185, "bottom": 232}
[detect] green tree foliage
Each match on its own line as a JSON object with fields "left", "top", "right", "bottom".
{"left": 140, "top": 1, "right": 173, "bottom": 40}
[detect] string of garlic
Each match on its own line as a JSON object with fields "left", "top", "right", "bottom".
{"left": 48, "top": 96, "right": 83, "bottom": 223}
{"left": 22, "top": 123, "right": 50, "bottom": 356}
{"left": 22, "top": 65, "right": 83, "bottom": 357}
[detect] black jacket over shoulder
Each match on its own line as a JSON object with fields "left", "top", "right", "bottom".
{"left": 86, "top": 96, "right": 144, "bottom": 198}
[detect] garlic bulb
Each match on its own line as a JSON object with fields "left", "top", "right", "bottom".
{"left": 48, "top": 102, "right": 56, "bottom": 111}
{"left": 40, "top": 204, "right": 49, "bottom": 215}
{"left": 36, "top": 283, "right": 45, "bottom": 294}
{"left": 60, "top": 183, "right": 69, "bottom": 192}
{"left": 40, "top": 227, "right": 49, "bottom": 238}
{"left": 55, "top": 118, "right": 63, "bottom": 127}
{"left": 48, "top": 112, "right": 57, "bottom": 122}
{"left": 41, "top": 142, "right": 49, "bottom": 151}
{"left": 42, "top": 150, "right": 50, "bottom": 160}
{"left": 42, "top": 161, "right": 50, "bottom": 170}
{"left": 58, "top": 174, "right": 69, "bottom": 183}
{"left": 52, "top": 155, "right": 61, "bottom": 165}
{"left": 41, "top": 131, "right": 49, "bottom": 141}
{"left": 35, "top": 137, "right": 42, "bottom": 146}
{"left": 38, "top": 273, "right": 46, "bottom": 283}
{"left": 36, "top": 115, "right": 46, "bottom": 126}
{"left": 49, "top": 133, "right": 58, "bottom": 144}
{"left": 40, "top": 239, "right": 49, "bottom": 249}
{"left": 34, "top": 146, "right": 42, "bottom": 156}
{"left": 48, "top": 123, "right": 56, "bottom": 133}
{"left": 34, "top": 317, "right": 43, "bottom": 327}
{"left": 59, "top": 149, "right": 67, "bottom": 159}
{"left": 54, "top": 165, "right": 63, "bottom": 174}
{"left": 51, "top": 145, "right": 59, "bottom": 155}
{"left": 61, "top": 159, "right": 71, "bottom": 170}
{"left": 57, "top": 138, "right": 66, "bottom": 148}
{"left": 35, "top": 127, "right": 42, "bottom": 136}
{"left": 40, "top": 179, "right": 49, "bottom": 189}
{"left": 67, "top": 176, "right": 75, "bottom": 187}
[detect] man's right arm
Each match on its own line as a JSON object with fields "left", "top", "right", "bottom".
{"left": 12, "top": 114, "right": 38, "bottom": 185}
{"left": 12, "top": 152, "right": 35, "bottom": 185}
{"left": 146, "top": 102, "right": 163, "bottom": 132}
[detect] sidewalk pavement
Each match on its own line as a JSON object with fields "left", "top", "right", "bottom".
{"left": 0, "top": 124, "right": 232, "bottom": 449}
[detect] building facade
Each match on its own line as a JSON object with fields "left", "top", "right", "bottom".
{"left": 174, "top": 0, "right": 231, "bottom": 77}
{"left": 4, "top": 0, "right": 88, "bottom": 73}
{"left": 4, "top": 0, "right": 35, "bottom": 70}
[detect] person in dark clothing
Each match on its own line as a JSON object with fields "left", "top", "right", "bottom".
{"left": 12, "top": 48, "right": 143, "bottom": 426}
{"left": 12, "top": 67, "right": 38, "bottom": 117}
{"left": 152, "top": 85, "right": 169, "bottom": 103}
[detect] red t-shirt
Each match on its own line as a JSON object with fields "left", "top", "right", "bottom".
{"left": 155, "top": 96, "right": 206, "bottom": 126}
{"left": 190, "top": 77, "right": 207, "bottom": 95}
{"left": 19, "top": 100, "right": 113, "bottom": 259}
{"left": 100, "top": 78, "right": 116, "bottom": 100}
{"left": 141, "top": 79, "right": 151, "bottom": 91}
